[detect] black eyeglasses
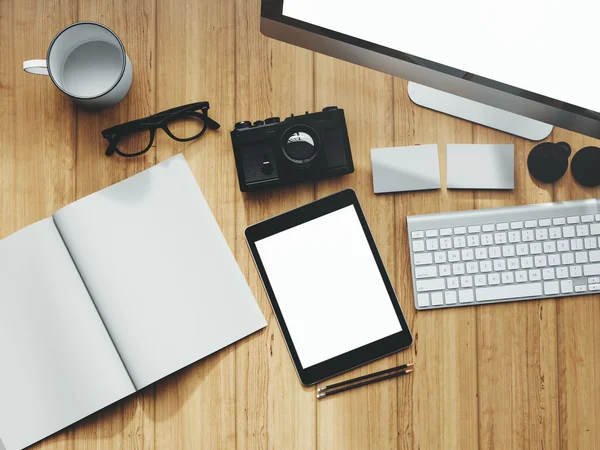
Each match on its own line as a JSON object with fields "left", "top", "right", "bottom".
{"left": 101, "top": 101, "right": 220, "bottom": 157}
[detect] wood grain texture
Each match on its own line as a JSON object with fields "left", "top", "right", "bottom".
{"left": 1, "top": 0, "right": 599, "bottom": 449}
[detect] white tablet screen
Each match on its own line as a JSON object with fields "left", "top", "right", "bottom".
{"left": 255, "top": 205, "right": 402, "bottom": 368}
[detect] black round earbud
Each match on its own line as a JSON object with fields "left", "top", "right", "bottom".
{"left": 527, "top": 141, "right": 571, "bottom": 183}
{"left": 571, "top": 146, "right": 600, "bottom": 187}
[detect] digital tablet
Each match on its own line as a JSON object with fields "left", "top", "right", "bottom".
{"left": 245, "top": 189, "right": 412, "bottom": 385}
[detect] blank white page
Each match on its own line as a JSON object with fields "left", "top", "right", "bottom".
{"left": 255, "top": 205, "right": 401, "bottom": 368}
{"left": 0, "top": 219, "right": 134, "bottom": 450}
{"left": 283, "top": 0, "right": 600, "bottom": 112}
{"left": 53, "top": 155, "right": 266, "bottom": 389}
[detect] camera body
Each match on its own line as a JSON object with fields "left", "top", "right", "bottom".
{"left": 230, "top": 106, "right": 354, "bottom": 192}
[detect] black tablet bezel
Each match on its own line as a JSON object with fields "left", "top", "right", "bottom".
{"left": 245, "top": 189, "right": 412, "bottom": 386}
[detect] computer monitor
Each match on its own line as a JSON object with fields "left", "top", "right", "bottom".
{"left": 261, "top": 0, "right": 600, "bottom": 141}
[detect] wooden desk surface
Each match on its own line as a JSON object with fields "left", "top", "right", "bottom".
{"left": 2, "top": 1, "right": 599, "bottom": 449}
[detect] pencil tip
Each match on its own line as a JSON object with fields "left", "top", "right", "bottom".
{"left": 405, "top": 369, "right": 414, "bottom": 374}
{"left": 407, "top": 363, "right": 414, "bottom": 367}
{"left": 317, "top": 387, "right": 325, "bottom": 393}
{"left": 317, "top": 393, "right": 325, "bottom": 399}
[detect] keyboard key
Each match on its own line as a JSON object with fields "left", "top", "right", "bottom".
{"left": 480, "top": 261, "right": 492, "bottom": 272}
{"left": 415, "top": 265, "right": 438, "bottom": 278}
{"left": 590, "top": 224, "right": 600, "bottom": 235}
{"left": 584, "top": 237, "right": 597, "bottom": 249}
{"left": 563, "top": 226, "right": 576, "bottom": 238}
{"left": 493, "top": 259, "right": 507, "bottom": 271}
{"left": 596, "top": 214, "right": 600, "bottom": 221}
{"left": 453, "top": 236, "right": 466, "bottom": 248}
{"left": 570, "top": 265, "right": 583, "bottom": 277}
{"left": 516, "top": 244, "right": 529, "bottom": 256}
{"left": 416, "top": 278, "right": 446, "bottom": 292}
{"left": 481, "top": 234, "right": 494, "bottom": 245}
{"left": 530, "top": 242, "right": 542, "bottom": 254}
{"left": 515, "top": 271, "right": 528, "bottom": 283}
{"left": 589, "top": 277, "right": 600, "bottom": 284}
{"left": 458, "top": 289, "right": 474, "bottom": 303}
{"left": 439, "top": 264, "right": 451, "bottom": 276}
{"left": 466, "top": 262, "right": 478, "bottom": 274}
{"left": 510, "top": 221, "right": 524, "bottom": 229}
{"left": 548, "top": 254, "right": 561, "bottom": 266}
{"left": 522, "top": 230, "right": 535, "bottom": 242}
{"left": 414, "top": 253, "right": 433, "bottom": 265}
{"left": 535, "top": 228, "right": 548, "bottom": 240}
{"left": 467, "top": 235, "right": 480, "bottom": 247}
{"left": 494, "top": 232, "right": 507, "bottom": 244}
{"left": 454, "top": 227, "right": 467, "bottom": 235}
{"left": 508, "top": 231, "right": 521, "bottom": 243}
{"left": 571, "top": 239, "right": 584, "bottom": 251}
{"left": 426, "top": 229, "right": 439, "bottom": 237}
{"left": 507, "top": 258, "right": 519, "bottom": 270}
{"left": 542, "top": 268, "right": 555, "bottom": 280}
{"left": 590, "top": 250, "right": 600, "bottom": 262}
{"left": 521, "top": 256, "right": 534, "bottom": 269}
{"left": 576, "top": 252, "right": 588, "bottom": 264}
{"left": 444, "top": 291, "right": 457, "bottom": 304}
{"left": 582, "top": 215, "right": 594, "bottom": 223}
{"left": 525, "top": 220, "right": 537, "bottom": 228}
{"left": 413, "top": 240, "right": 425, "bottom": 252}
{"left": 549, "top": 227, "right": 562, "bottom": 239}
{"left": 475, "top": 248, "right": 488, "bottom": 259}
{"left": 440, "top": 237, "right": 452, "bottom": 249}
{"left": 561, "top": 280, "right": 574, "bottom": 293}
{"left": 474, "top": 274, "right": 487, "bottom": 286}
{"left": 557, "top": 240, "right": 570, "bottom": 252}
{"left": 567, "top": 216, "right": 580, "bottom": 224}
{"left": 482, "top": 224, "right": 495, "bottom": 232}
{"left": 553, "top": 217, "right": 566, "bottom": 225}
{"left": 417, "top": 293, "right": 430, "bottom": 307}
{"left": 434, "top": 252, "right": 447, "bottom": 263}
{"left": 460, "top": 276, "right": 473, "bottom": 288}
{"left": 502, "top": 245, "right": 515, "bottom": 257}
{"left": 488, "top": 273, "right": 500, "bottom": 285}
{"left": 544, "top": 281, "right": 560, "bottom": 295}
{"left": 468, "top": 225, "right": 481, "bottom": 233}
{"left": 489, "top": 246, "right": 501, "bottom": 258}
{"left": 577, "top": 224, "right": 590, "bottom": 236}
{"left": 476, "top": 283, "right": 542, "bottom": 302}
{"left": 583, "top": 263, "right": 600, "bottom": 276}
{"left": 575, "top": 284, "right": 587, "bottom": 292}
{"left": 426, "top": 239, "right": 439, "bottom": 251}
{"left": 535, "top": 255, "right": 547, "bottom": 267}
{"left": 544, "top": 241, "right": 556, "bottom": 253}
{"left": 496, "top": 222, "right": 509, "bottom": 231}
{"left": 452, "top": 263, "right": 465, "bottom": 275}
{"left": 501, "top": 272, "right": 514, "bottom": 284}
{"left": 561, "top": 253, "right": 575, "bottom": 265}
{"left": 447, "top": 277, "right": 459, "bottom": 289}
{"left": 440, "top": 228, "right": 452, "bottom": 236}
{"left": 529, "top": 269, "right": 541, "bottom": 281}
{"left": 431, "top": 292, "right": 444, "bottom": 306}
{"left": 461, "top": 249, "right": 474, "bottom": 261}
{"left": 589, "top": 283, "right": 600, "bottom": 292}
{"left": 448, "top": 250, "right": 460, "bottom": 262}
{"left": 411, "top": 231, "right": 424, "bottom": 239}
{"left": 539, "top": 218, "right": 552, "bottom": 227}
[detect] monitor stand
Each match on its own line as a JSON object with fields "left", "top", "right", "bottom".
{"left": 408, "top": 82, "right": 553, "bottom": 141}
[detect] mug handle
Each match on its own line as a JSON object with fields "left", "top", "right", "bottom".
{"left": 23, "top": 59, "right": 48, "bottom": 75}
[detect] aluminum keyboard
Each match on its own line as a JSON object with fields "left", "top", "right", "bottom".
{"left": 406, "top": 198, "right": 600, "bottom": 309}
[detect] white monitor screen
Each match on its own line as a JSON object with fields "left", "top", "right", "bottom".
{"left": 255, "top": 205, "right": 402, "bottom": 369}
{"left": 283, "top": 0, "right": 600, "bottom": 112}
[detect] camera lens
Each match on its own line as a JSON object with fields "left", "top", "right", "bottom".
{"left": 281, "top": 125, "right": 320, "bottom": 166}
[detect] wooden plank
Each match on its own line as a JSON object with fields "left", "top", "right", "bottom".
{"left": 553, "top": 128, "right": 600, "bottom": 450}
{"left": 234, "top": 1, "right": 317, "bottom": 450}
{"left": 312, "top": 56, "right": 398, "bottom": 450}
{"left": 153, "top": 1, "right": 238, "bottom": 449}
{"left": 393, "top": 81, "right": 479, "bottom": 450}
{"left": 65, "top": 0, "right": 157, "bottom": 449}
{"left": 474, "top": 126, "right": 559, "bottom": 450}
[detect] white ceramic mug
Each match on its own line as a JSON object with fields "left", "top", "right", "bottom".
{"left": 23, "top": 22, "right": 132, "bottom": 109}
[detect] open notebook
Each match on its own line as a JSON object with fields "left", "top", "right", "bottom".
{"left": 0, "top": 154, "right": 266, "bottom": 450}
